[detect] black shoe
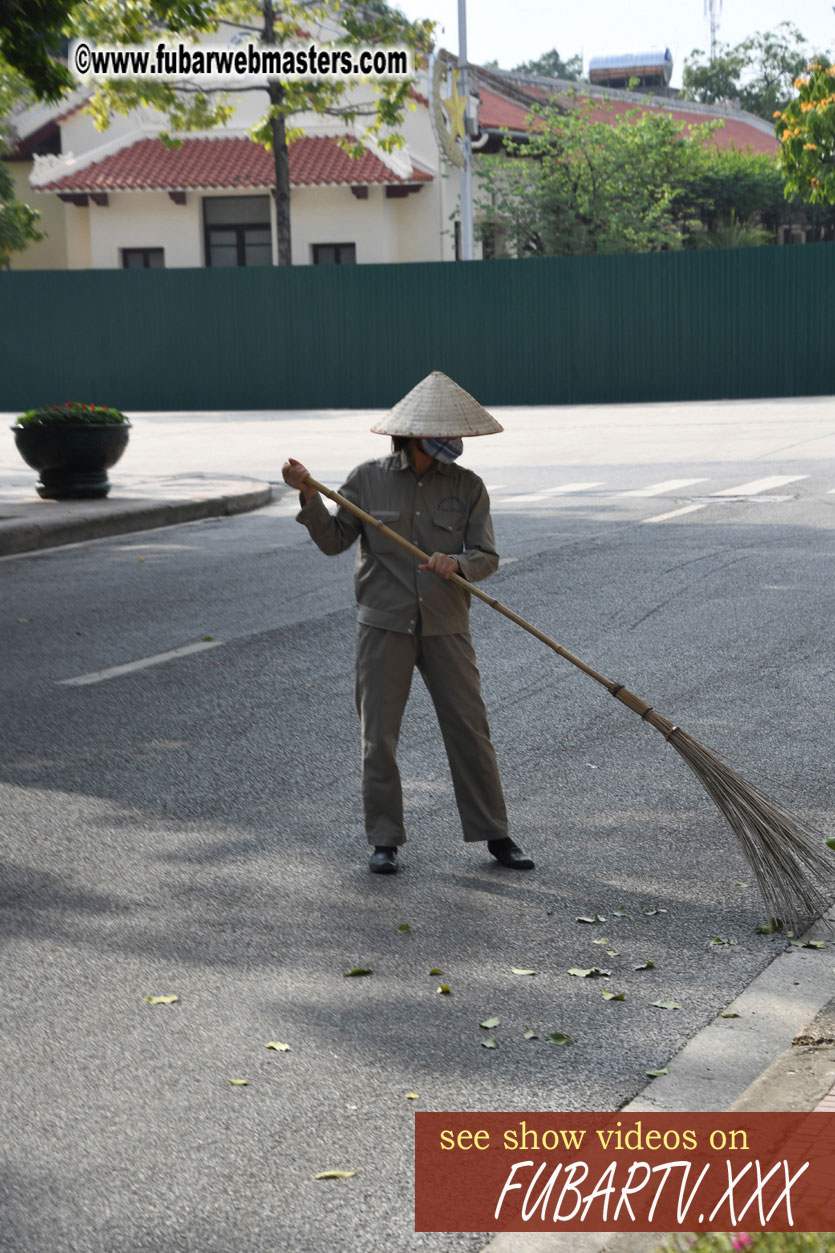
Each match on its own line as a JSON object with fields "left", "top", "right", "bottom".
{"left": 369, "top": 846, "right": 398, "bottom": 874}
{"left": 487, "top": 838, "right": 535, "bottom": 870}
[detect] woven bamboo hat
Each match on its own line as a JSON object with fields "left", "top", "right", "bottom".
{"left": 370, "top": 371, "right": 503, "bottom": 438}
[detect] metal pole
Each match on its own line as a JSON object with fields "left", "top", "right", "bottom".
{"left": 458, "top": 0, "right": 474, "bottom": 260}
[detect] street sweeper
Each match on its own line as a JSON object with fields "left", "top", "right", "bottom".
{"left": 282, "top": 369, "right": 535, "bottom": 876}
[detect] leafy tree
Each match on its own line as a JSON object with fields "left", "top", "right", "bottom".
{"left": 776, "top": 56, "right": 835, "bottom": 204}
{"left": 475, "top": 93, "right": 835, "bottom": 257}
{"left": 682, "top": 23, "right": 814, "bottom": 121}
{"left": 0, "top": 0, "right": 218, "bottom": 102}
{"left": 513, "top": 48, "right": 583, "bottom": 82}
{"left": 475, "top": 96, "right": 720, "bottom": 258}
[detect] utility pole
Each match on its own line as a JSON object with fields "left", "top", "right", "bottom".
{"left": 458, "top": 0, "right": 474, "bottom": 260}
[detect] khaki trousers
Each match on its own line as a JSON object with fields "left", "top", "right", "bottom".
{"left": 355, "top": 623, "right": 509, "bottom": 846}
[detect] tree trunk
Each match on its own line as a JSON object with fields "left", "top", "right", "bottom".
{"left": 262, "top": 0, "right": 292, "bottom": 266}
{"left": 269, "top": 88, "right": 292, "bottom": 266}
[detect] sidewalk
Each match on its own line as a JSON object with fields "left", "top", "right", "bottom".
{"left": 0, "top": 469, "right": 272, "bottom": 557}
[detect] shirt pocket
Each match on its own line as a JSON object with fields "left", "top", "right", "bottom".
{"left": 431, "top": 505, "right": 466, "bottom": 533}
{"left": 430, "top": 505, "right": 466, "bottom": 555}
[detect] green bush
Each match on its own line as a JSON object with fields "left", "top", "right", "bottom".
{"left": 14, "top": 402, "right": 129, "bottom": 427}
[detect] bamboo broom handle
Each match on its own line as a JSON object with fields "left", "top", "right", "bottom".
{"left": 302, "top": 474, "right": 672, "bottom": 733}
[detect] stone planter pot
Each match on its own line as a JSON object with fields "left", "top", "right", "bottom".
{"left": 11, "top": 421, "right": 131, "bottom": 500}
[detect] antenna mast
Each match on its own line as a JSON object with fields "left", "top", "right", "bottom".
{"left": 705, "top": 0, "right": 723, "bottom": 60}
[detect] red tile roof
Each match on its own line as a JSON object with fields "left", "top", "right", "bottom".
{"left": 40, "top": 134, "right": 433, "bottom": 192}
{"left": 476, "top": 78, "right": 779, "bottom": 155}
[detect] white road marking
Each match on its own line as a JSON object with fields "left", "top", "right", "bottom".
{"left": 711, "top": 475, "right": 808, "bottom": 496}
{"left": 542, "top": 481, "right": 605, "bottom": 494}
{"left": 484, "top": 483, "right": 506, "bottom": 491}
{"left": 496, "top": 481, "right": 605, "bottom": 504}
{"left": 58, "top": 639, "right": 224, "bottom": 686}
{"left": 642, "top": 503, "right": 708, "bottom": 524}
{"left": 621, "top": 478, "right": 705, "bottom": 497}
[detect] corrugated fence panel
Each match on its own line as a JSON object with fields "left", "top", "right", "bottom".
{"left": 1, "top": 244, "right": 833, "bottom": 411}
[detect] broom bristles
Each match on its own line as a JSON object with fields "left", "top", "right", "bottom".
{"left": 667, "top": 727, "right": 835, "bottom": 935}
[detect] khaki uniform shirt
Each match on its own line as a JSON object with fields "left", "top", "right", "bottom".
{"left": 296, "top": 450, "right": 499, "bottom": 635}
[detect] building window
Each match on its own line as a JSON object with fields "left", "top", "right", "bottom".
{"left": 122, "top": 247, "right": 165, "bottom": 268}
{"left": 204, "top": 196, "right": 272, "bottom": 267}
{"left": 312, "top": 243, "right": 356, "bottom": 265}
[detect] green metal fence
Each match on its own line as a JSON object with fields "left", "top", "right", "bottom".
{"left": 2, "top": 243, "right": 832, "bottom": 411}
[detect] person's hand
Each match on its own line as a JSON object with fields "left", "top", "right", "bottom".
{"left": 282, "top": 457, "right": 316, "bottom": 501}
{"left": 419, "top": 552, "right": 459, "bottom": 580}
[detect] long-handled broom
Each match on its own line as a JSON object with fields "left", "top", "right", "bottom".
{"left": 301, "top": 474, "right": 835, "bottom": 934}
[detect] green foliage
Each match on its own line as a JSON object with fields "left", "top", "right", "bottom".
{"left": 15, "top": 401, "right": 128, "bottom": 425}
{"left": 776, "top": 57, "right": 835, "bottom": 205}
{"left": 681, "top": 23, "right": 814, "bottom": 121}
{"left": 0, "top": 160, "right": 43, "bottom": 267}
{"left": 513, "top": 48, "right": 583, "bottom": 82}
{"left": 0, "top": 0, "right": 76, "bottom": 102}
{"left": 71, "top": 1, "right": 434, "bottom": 147}
{"left": 476, "top": 91, "right": 835, "bottom": 258}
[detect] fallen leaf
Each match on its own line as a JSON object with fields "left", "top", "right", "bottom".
{"left": 632, "top": 961, "right": 655, "bottom": 971}
{"left": 721, "top": 1012, "right": 741, "bottom": 1019}
{"left": 545, "top": 1032, "right": 573, "bottom": 1045}
{"left": 346, "top": 1104, "right": 358, "bottom": 1110}
{"left": 264, "top": 1041, "right": 291, "bottom": 1052}
{"left": 710, "top": 936, "right": 737, "bottom": 947}
{"left": 138, "top": 557, "right": 146, "bottom": 562}
{"left": 804, "top": 940, "right": 827, "bottom": 949}
{"left": 202, "top": 635, "right": 214, "bottom": 642}
{"left": 601, "top": 989, "right": 625, "bottom": 1001}
{"left": 826, "top": 837, "right": 835, "bottom": 851}
{"left": 523, "top": 1026, "right": 538, "bottom": 1040}
{"left": 643, "top": 908, "right": 668, "bottom": 916}
{"left": 397, "top": 923, "right": 412, "bottom": 934}
{"left": 756, "top": 918, "right": 783, "bottom": 934}
{"left": 577, "top": 914, "right": 606, "bottom": 924}
{"left": 145, "top": 994, "right": 179, "bottom": 1005}
{"left": 511, "top": 967, "right": 536, "bottom": 976}
{"left": 482, "top": 1034, "right": 498, "bottom": 1049}
{"left": 429, "top": 968, "right": 443, "bottom": 976}
{"left": 613, "top": 907, "right": 628, "bottom": 918}
{"left": 646, "top": 1068, "right": 669, "bottom": 1078}
{"left": 17, "top": 617, "right": 30, "bottom": 623}
{"left": 479, "top": 1016, "right": 500, "bottom": 1029}
{"left": 568, "top": 966, "right": 610, "bottom": 978}
{"left": 652, "top": 1000, "right": 682, "bottom": 1010}
{"left": 344, "top": 968, "right": 372, "bottom": 977}
{"left": 436, "top": 984, "right": 451, "bottom": 995}
{"left": 606, "top": 950, "right": 620, "bottom": 957}
{"left": 735, "top": 881, "right": 749, "bottom": 887}
{"left": 228, "top": 1078, "right": 249, "bottom": 1086}
{"left": 592, "top": 938, "right": 610, "bottom": 946}
{"left": 405, "top": 1092, "right": 419, "bottom": 1100}
{"left": 314, "top": 1170, "right": 357, "bottom": 1180}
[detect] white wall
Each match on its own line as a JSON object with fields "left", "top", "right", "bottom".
{"left": 5, "top": 161, "right": 69, "bottom": 270}
{"left": 87, "top": 191, "right": 203, "bottom": 268}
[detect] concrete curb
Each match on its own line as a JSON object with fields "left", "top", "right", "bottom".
{"left": 0, "top": 475, "right": 272, "bottom": 557}
{"left": 482, "top": 911, "right": 835, "bottom": 1253}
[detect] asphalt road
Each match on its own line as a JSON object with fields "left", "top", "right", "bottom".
{"left": 3, "top": 400, "right": 835, "bottom": 1252}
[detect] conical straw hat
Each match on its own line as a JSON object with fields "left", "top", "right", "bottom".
{"left": 370, "top": 371, "right": 503, "bottom": 438}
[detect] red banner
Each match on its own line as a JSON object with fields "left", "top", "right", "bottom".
{"left": 414, "top": 1113, "right": 835, "bottom": 1233}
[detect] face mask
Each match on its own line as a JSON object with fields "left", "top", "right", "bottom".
{"left": 420, "top": 437, "right": 464, "bottom": 463}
